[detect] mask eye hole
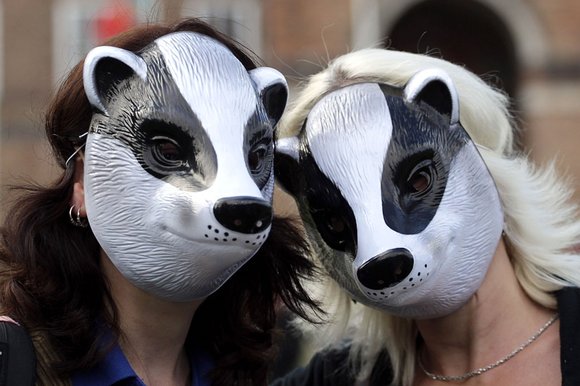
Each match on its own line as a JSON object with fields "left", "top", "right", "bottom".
{"left": 407, "top": 159, "right": 434, "bottom": 196}
{"left": 151, "top": 136, "right": 184, "bottom": 168}
{"left": 309, "top": 206, "right": 354, "bottom": 253}
{"left": 326, "top": 215, "right": 346, "bottom": 234}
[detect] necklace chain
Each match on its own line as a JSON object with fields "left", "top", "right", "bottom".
{"left": 417, "top": 313, "right": 559, "bottom": 383}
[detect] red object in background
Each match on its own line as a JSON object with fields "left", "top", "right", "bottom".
{"left": 94, "top": 1, "right": 136, "bottom": 43}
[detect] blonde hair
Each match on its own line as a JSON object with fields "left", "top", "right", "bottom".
{"left": 281, "top": 48, "right": 580, "bottom": 386}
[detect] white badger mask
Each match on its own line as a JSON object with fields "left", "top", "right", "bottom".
{"left": 82, "top": 32, "right": 288, "bottom": 302}
{"left": 276, "top": 69, "right": 503, "bottom": 319}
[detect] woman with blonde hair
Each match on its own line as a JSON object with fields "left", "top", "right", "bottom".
{"left": 271, "top": 48, "right": 580, "bottom": 385}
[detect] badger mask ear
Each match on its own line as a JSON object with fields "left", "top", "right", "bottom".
{"left": 249, "top": 67, "right": 288, "bottom": 127}
{"left": 83, "top": 46, "right": 148, "bottom": 115}
{"left": 275, "top": 136, "right": 302, "bottom": 197}
{"left": 403, "top": 68, "right": 459, "bottom": 126}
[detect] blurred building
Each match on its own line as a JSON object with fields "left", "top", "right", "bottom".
{"left": 0, "top": 0, "right": 579, "bottom": 214}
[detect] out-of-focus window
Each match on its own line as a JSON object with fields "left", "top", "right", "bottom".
{"left": 51, "top": 0, "right": 155, "bottom": 85}
{"left": 181, "top": 0, "right": 263, "bottom": 57}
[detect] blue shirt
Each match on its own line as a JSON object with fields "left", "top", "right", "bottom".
{"left": 71, "top": 341, "right": 213, "bottom": 386}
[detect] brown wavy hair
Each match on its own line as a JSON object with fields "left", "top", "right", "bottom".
{"left": 0, "top": 18, "right": 319, "bottom": 385}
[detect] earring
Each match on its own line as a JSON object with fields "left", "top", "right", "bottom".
{"left": 69, "top": 206, "right": 89, "bottom": 228}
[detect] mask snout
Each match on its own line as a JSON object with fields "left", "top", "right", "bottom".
{"left": 356, "top": 248, "right": 414, "bottom": 290}
{"left": 213, "top": 196, "right": 272, "bottom": 234}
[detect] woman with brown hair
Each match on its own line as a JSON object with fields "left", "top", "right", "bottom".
{"left": 0, "top": 18, "right": 317, "bottom": 385}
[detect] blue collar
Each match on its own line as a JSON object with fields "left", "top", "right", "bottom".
{"left": 72, "top": 340, "right": 213, "bottom": 386}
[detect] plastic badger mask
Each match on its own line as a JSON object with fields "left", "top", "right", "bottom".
{"left": 82, "top": 32, "right": 287, "bottom": 302}
{"left": 276, "top": 69, "right": 503, "bottom": 319}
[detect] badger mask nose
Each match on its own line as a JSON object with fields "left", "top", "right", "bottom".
{"left": 213, "top": 196, "right": 272, "bottom": 234}
{"left": 357, "top": 248, "right": 414, "bottom": 289}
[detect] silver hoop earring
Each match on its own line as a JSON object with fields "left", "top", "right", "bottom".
{"left": 69, "top": 206, "right": 88, "bottom": 228}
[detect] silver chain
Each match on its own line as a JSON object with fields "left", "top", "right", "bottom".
{"left": 417, "top": 313, "right": 559, "bottom": 383}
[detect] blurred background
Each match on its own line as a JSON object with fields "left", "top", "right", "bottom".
{"left": 0, "top": 0, "right": 579, "bottom": 211}
{"left": 0, "top": 0, "right": 578, "bottom": 376}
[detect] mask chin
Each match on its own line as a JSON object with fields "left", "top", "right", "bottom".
{"left": 100, "top": 222, "right": 270, "bottom": 303}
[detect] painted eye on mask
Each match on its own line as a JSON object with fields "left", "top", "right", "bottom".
{"left": 248, "top": 141, "right": 270, "bottom": 173}
{"left": 247, "top": 137, "right": 273, "bottom": 188}
{"left": 151, "top": 136, "right": 185, "bottom": 168}
{"left": 407, "top": 159, "right": 434, "bottom": 197}
{"left": 142, "top": 120, "right": 196, "bottom": 177}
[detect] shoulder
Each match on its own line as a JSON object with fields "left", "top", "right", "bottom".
{"left": 557, "top": 286, "right": 580, "bottom": 327}
{"left": 0, "top": 319, "right": 36, "bottom": 385}
{"left": 270, "top": 343, "right": 354, "bottom": 386}
{"left": 556, "top": 286, "right": 580, "bottom": 305}
{"left": 271, "top": 341, "right": 394, "bottom": 386}
{"left": 557, "top": 286, "right": 580, "bottom": 385}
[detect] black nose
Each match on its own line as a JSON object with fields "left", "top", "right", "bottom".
{"left": 356, "top": 248, "right": 414, "bottom": 290}
{"left": 213, "top": 196, "right": 272, "bottom": 234}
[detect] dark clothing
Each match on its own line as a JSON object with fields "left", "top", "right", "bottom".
{"left": 270, "top": 344, "right": 392, "bottom": 386}
{"left": 271, "top": 287, "right": 580, "bottom": 386}
{"left": 0, "top": 319, "right": 36, "bottom": 386}
{"left": 558, "top": 287, "right": 580, "bottom": 386}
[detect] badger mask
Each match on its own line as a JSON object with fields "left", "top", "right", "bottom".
{"left": 276, "top": 70, "right": 503, "bottom": 319}
{"left": 82, "top": 32, "right": 287, "bottom": 302}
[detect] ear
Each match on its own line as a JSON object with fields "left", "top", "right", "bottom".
{"left": 274, "top": 136, "right": 301, "bottom": 197}
{"left": 83, "top": 46, "right": 148, "bottom": 115}
{"left": 403, "top": 68, "right": 459, "bottom": 125}
{"left": 70, "top": 157, "right": 87, "bottom": 217}
{"left": 249, "top": 67, "right": 288, "bottom": 127}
